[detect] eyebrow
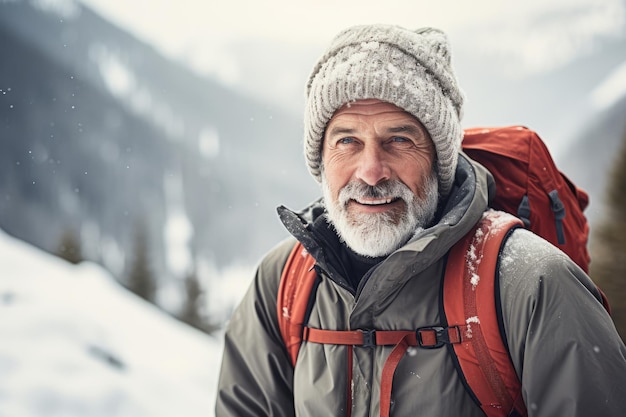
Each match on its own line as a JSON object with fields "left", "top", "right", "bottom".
{"left": 326, "top": 124, "right": 424, "bottom": 137}
{"left": 326, "top": 126, "right": 356, "bottom": 137}
{"left": 386, "top": 125, "right": 424, "bottom": 135}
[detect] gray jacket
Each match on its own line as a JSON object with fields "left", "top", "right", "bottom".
{"left": 216, "top": 154, "right": 626, "bottom": 416}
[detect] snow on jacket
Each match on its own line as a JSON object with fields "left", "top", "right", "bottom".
{"left": 216, "top": 154, "right": 626, "bottom": 417}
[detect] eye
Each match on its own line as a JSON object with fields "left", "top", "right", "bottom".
{"left": 337, "top": 137, "right": 356, "bottom": 145}
{"left": 388, "top": 136, "right": 416, "bottom": 148}
{"left": 391, "top": 136, "right": 411, "bottom": 143}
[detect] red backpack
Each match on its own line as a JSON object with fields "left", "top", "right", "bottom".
{"left": 277, "top": 126, "right": 610, "bottom": 417}
{"left": 462, "top": 126, "right": 591, "bottom": 272}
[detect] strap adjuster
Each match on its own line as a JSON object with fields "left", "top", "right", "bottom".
{"left": 417, "top": 326, "right": 461, "bottom": 349}
{"left": 361, "top": 329, "right": 376, "bottom": 348}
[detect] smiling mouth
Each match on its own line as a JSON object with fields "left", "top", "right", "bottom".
{"left": 353, "top": 197, "right": 400, "bottom": 206}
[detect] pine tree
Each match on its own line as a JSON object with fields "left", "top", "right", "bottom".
{"left": 56, "top": 228, "right": 83, "bottom": 264}
{"left": 178, "top": 268, "right": 206, "bottom": 330}
{"left": 126, "top": 221, "right": 157, "bottom": 304}
{"left": 591, "top": 127, "right": 626, "bottom": 343}
{"left": 177, "top": 266, "right": 220, "bottom": 334}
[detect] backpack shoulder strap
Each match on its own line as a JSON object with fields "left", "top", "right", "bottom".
{"left": 443, "top": 210, "right": 527, "bottom": 417}
{"left": 277, "top": 241, "right": 318, "bottom": 366}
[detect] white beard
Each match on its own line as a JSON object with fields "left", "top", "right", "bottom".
{"left": 322, "top": 172, "right": 439, "bottom": 257}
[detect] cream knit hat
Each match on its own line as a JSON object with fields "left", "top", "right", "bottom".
{"left": 304, "top": 24, "right": 464, "bottom": 197}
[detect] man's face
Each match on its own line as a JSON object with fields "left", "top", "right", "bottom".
{"left": 321, "top": 99, "right": 439, "bottom": 257}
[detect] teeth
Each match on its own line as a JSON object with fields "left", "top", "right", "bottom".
{"left": 357, "top": 198, "right": 393, "bottom": 205}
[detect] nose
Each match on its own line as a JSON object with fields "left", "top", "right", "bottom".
{"left": 355, "top": 145, "right": 391, "bottom": 186}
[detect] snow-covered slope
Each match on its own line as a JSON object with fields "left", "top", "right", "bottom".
{"left": 0, "top": 228, "right": 223, "bottom": 416}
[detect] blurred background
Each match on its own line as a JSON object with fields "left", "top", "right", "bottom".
{"left": 1, "top": 0, "right": 625, "bottom": 415}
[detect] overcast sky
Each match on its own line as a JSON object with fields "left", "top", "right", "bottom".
{"left": 75, "top": 0, "right": 623, "bottom": 44}
{"left": 76, "top": 0, "right": 625, "bottom": 75}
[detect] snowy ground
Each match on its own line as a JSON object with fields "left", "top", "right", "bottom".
{"left": 0, "top": 228, "right": 232, "bottom": 417}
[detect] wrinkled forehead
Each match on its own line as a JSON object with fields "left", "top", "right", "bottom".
{"left": 326, "top": 99, "right": 431, "bottom": 143}
{"left": 331, "top": 99, "right": 410, "bottom": 119}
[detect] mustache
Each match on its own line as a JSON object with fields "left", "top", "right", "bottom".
{"left": 338, "top": 180, "right": 414, "bottom": 205}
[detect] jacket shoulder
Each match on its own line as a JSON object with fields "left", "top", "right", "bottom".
{"left": 248, "top": 236, "right": 300, "bottom": 316}
{"left": 497, "top": 228, "right": 610, "bottom": 369}
{"left": 497, "top": 228, "right": 626, "bottom": 416}
{"left": 498, "top": 228, "right": 603, "bottom": 316}
{"left": 258, "top": 237, "right": 299, "bottom": 283}
{"left": 498, "top": 228, "right": 597, "bottom": 299}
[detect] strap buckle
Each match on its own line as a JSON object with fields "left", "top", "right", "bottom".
{"left": 361, "top": 329, "right": 376, "bottom": 348}
{"left": 417, "top": 326, "right": 460, "bottom": 349}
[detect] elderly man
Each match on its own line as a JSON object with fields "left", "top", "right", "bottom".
{"left": 216, "top": 24, "right": 626, "bottom": 416}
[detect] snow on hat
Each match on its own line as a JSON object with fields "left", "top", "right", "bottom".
{"left": 304, "top": 24, "right": 465, "bottom": 197}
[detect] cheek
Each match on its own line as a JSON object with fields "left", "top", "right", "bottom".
{"left": 400, "top": 158, "right": 435, "bottom": 196}
{"left": 323, "top": 175, "right": 343, "bottom": 203}
{"left": 322, "top": 158, "right": 352, "bottom": 194}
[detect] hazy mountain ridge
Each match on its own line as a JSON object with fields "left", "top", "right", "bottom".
{"left": 0, "top": 0, "right": 318, "bottom": 292}
{"left": 452, "top": 32, "right": 626, "bottom": 148}
{"left": 559, "top": 94, "right": 626, "bottom": 227}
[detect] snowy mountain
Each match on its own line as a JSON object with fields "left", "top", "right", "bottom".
{"left": 0, "top": 225, "right": 227, "bottom": 416}
{"left": 0, "top": 0, "right": 318, "bottom": 291}
{"left": 454, "top": 34, "right": 626, "bottom": 152}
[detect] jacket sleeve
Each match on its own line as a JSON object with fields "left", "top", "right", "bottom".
{"left": 499, "top": 229, "right": 626, "bottom": 417}
{"left": 215, "top": 238, "right": 296, "bottom": 417}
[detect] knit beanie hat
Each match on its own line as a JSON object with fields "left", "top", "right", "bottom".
{"left": 304, "top": 24, "right": 465, "bottom": 197}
